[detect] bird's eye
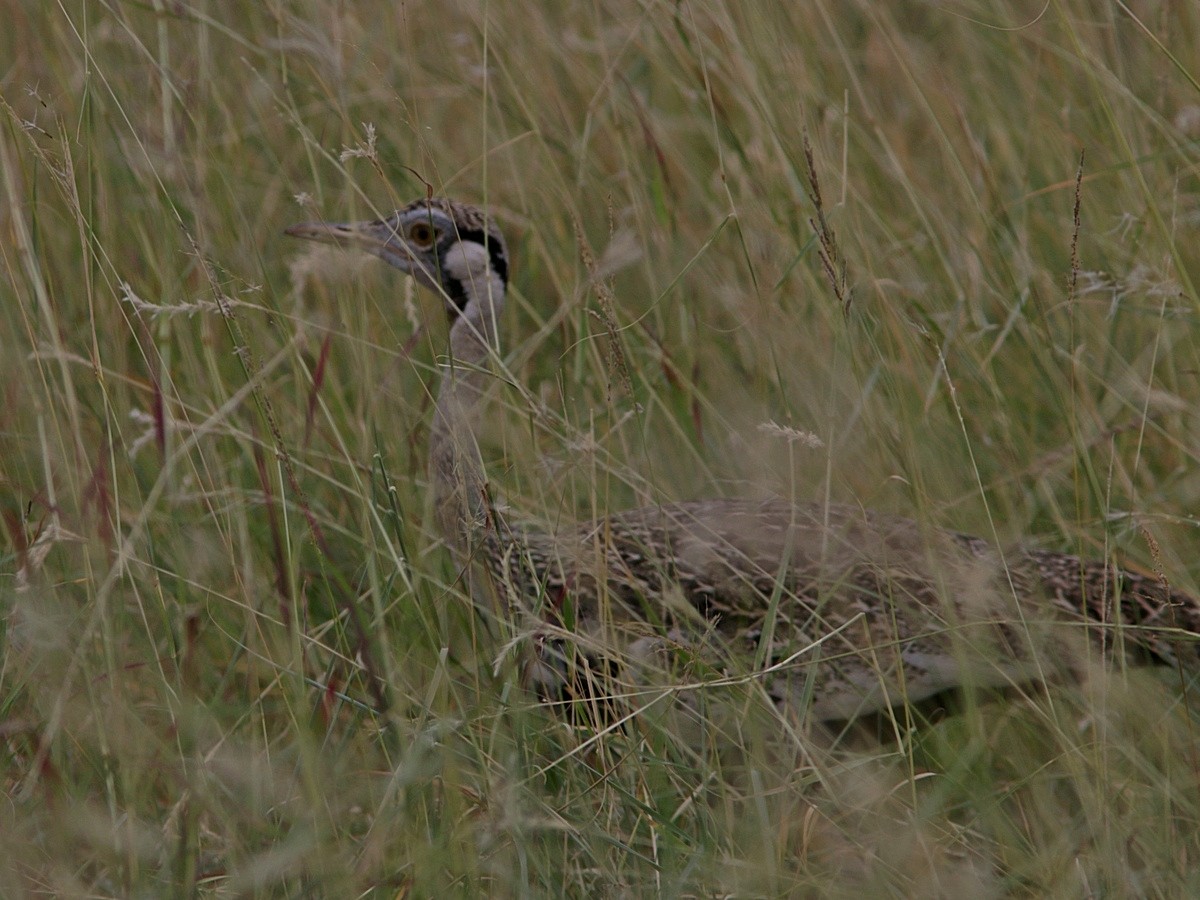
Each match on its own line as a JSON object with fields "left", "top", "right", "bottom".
{"left": 407, "top": 221, "right": 437, "bottom": 247}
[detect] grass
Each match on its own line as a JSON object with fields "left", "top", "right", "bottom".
{"left": 2, "top": 0, "right": 1199, "bottom": 895}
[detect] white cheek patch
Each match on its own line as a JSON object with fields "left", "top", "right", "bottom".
{"left": 442, "top": 241, "right": 491, "bottom": 284}
{"left": 441, "top": 239, "right": 505, "bottom": 312}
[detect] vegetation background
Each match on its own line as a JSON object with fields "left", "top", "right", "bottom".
{"left": 2, "top": 0, "right": 1199, "bottom": 895}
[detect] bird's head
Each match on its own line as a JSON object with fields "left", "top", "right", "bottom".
{"left": 285, "top": 197, "right": 508, "bottom": 319}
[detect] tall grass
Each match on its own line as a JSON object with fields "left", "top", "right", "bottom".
{"left": 2, "top": 1, "right": 1198, "bottom": 895}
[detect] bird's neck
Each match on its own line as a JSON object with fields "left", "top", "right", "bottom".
{"left": 428, "top": 281, "right": 504, "bottom": 559}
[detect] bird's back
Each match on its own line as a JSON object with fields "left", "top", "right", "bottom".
{"left": 482, "top": 498, "right": 1198, "bottom": 719}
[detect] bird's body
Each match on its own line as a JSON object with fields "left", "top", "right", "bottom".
{"left": 287, "top": 197, "right": 1199, "bottom": 720}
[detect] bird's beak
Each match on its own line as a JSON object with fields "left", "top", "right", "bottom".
{"left": 285, "top": 218, "right": 417, "bottom": 273}
{"left": 284, "top": 219, "right": 390, "bottom": 250}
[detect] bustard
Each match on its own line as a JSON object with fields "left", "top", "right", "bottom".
{"left": 286, "top": 197, "right": 1199, "bottom": 721}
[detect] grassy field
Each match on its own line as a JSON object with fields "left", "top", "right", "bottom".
{"left": 2, "top": 1, "right": 1199, "bottom": 895}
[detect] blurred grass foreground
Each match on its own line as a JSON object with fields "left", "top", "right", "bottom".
{"left": 2, "top": 2, "right": 1199, "bottom": 896}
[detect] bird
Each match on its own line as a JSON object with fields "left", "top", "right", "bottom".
{"left": 286, "top": 196, "right": 1199, "bottom": 721}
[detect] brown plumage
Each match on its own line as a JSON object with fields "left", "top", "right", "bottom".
{"left": 286, "top": 197, "right": 1199, "bottom": 720}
